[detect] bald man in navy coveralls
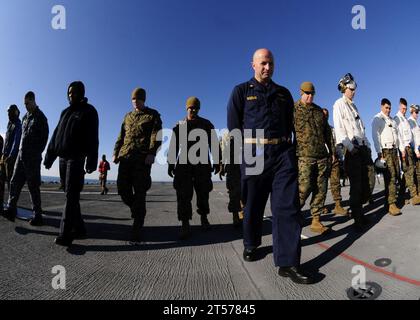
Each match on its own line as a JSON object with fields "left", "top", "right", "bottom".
{"left": 227, "top": 49, "right": 314, "bottom": 284}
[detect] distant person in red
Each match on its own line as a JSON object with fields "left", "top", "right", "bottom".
{"left": 99, "top": 155, "right": 110, "bottom": 195}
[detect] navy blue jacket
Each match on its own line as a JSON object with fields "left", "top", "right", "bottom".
{"left": 227, "top": 78, "right": 295, "bottom": 174}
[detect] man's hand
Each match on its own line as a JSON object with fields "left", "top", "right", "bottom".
{"left": 378, "top": 153, "right": 383, "bottom": 160}
{"left": 416, "top": 150, "right": 420, "bottom": 159}
{"left": 168, "top": 164, "right": 175, "bottom": 178}
{"left": 219, "top": 164, "right": 226, "bottom": 180}
{"left": 145, "top": 154, "right": 155, "bottom": 166}
{"left": 402, "top": 150, "right": 406, "bottom": 161}
{"left": 113, "top": 155, "right": 119, "bottom": 164}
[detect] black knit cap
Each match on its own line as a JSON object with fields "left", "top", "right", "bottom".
{"left": 68, "top": 81, "right": 85, "bottom": 98}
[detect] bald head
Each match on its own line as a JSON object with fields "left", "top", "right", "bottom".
{"left": 252, "top": 48, "right": 274, "bottom": 84}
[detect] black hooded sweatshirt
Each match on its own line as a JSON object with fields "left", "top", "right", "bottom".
{"left": 44, "top": 97, "right": 99, "bottom": 172}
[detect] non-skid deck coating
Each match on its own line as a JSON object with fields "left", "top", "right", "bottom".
{"left": 0, "top": 180, "right": 419, "bottom": 300}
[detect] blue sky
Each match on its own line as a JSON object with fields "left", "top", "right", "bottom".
{"left": 1, "top": 0, "right": 420, "bottom": 181}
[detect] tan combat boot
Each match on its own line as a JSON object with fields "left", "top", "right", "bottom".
{"left": 310, "top": 216, "right": 331, "bottom": 234}
{"left": 388, "top": 203, "right": 402, "bottom": 216}
{"left": 333, "top": 201, "right": 349, "bottom": 216}
{"left": 410, "top": 195, "right": 420, "bottom": 206}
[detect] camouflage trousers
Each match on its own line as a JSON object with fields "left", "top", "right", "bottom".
{"left": 416, "top": 156, "right": 420, "bottom": 192}
{"left": 8, "top": 156, "right": 43, "bottom": 213}
{"left": 117, "top": 158, "right": 152, "bottom": 225}
{"left": 0, "top": 156, "right": 17, "bottom": 207}
{"left": 382, "top": 149, "right": 400, "bottom": 205}
{"left": 399, "top": 147, "right": 418, "bottom": 198}
{"left": 344, "top": 146, "right": 375, "bottom": 217}
{"left": 225, "top": 164, "right": 242, "bottom": 213}
{"left": 329, "top": 157, "right": 342, "bottom": 202}
{"left": 173, "top": 164, "right": 213, "bottom": 221}
{"left": 298, "top": 157, "right": 329, "bottom": 217}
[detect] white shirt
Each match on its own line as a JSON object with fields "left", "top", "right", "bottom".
{"left": 408, "top": 116, "right": 420, "bottom": 152}
{"left": 371, "top": 112, "right": 400, "bottom": 154}
{"left": 393, "top": 111, "right": 413, "bottom": 150}
{"left": 333, "top": 95, "right": 370, "bottom": 152}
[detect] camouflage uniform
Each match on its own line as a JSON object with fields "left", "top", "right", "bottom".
{"left": 328, "top": 127, "right": 343, "bottom": 202}
{"left": 7, "top": 107, "right": 49, "bottom": 214}
{"left": 220, "top": 133, "right": 242, "bottom": 214}
{"left": 169, "top": 116, "right": 218, "bottom": 222}
{"left": 372, "top": 112, "right": 400, "bottom": 207}
{"left": 294, "top": 100, "right": 332, "bottom": 218}
{"left": 114, "top": 107, "right": 162, "bottom": 226}
{"left": 0, "top": 118, "right": 22, "bottom": 209}
{"left": 382, "top": 149, "right": 400, "bottom": 205}
{"left": 399, "top": 147, "right": 418, "bottom": 198}
{"left": 394, "top": 112, "right": 418, "bottom": 199}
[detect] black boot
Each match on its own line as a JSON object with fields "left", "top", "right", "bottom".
{"left": 3, "top": 207, "right": 17, "bottom": 222}
{"left": 200, "top": 215, "right": 211, "bottom": 230}
{"left": 179, "top": 220, "right": 191, "bottom": 240}
{"left": 129, "top": 217, "right": 143, "bottom": 244}
{"left": 29, "top": 213, "right": 44, "bottom": 226}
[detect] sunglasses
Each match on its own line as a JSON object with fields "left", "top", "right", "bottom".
{"left": 304, "top": 91, "right": 315, "bottom": 95}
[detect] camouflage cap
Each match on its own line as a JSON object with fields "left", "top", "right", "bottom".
{"left": 131, "top": 88, "right": 146, "bottom": 101}
{"left": 300, "top": 82, "right": 315, "bottom": 95}
{"left": 186, "top": 96, "right": 200, "bottom": 109}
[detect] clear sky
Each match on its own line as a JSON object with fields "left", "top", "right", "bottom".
{"left": 1, "top": 0, "right": 419, "bottom": 181}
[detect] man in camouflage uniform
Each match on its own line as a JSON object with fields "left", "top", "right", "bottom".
{"left": 294, "top": 82, "right": 332, "bottom": 234}
{"left": 219, "top": 131, "right": 243, "bottom": 227}
{"left": 0, "top": 105, "right": 21, "bottom": 216}
{"left": 372, "top": 99, "right": 401, "bottom": 216}
{"left": 322, "top": 108, "right": 348, "bottom": 216}
{"left": 407, "top": 104, "right": 420, "bottom": 192}
{"left": 114, "top": 88, "right": 162, "bottom": 244}
{"left": 394, "top": 98, "right": 420, "bottom": 205}
{"left": 168, "top": 97, "right": 220, "bottom": 239}
{"left": 3, "top": 92, "right": 49, "bottom": 226}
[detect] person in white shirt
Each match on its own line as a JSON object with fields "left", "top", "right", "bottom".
{"left": 408, "top": 104, "right": 420, "bottom": 191}
{"left": 333, "top": 73, "right": 375, "bottom": 230}
{"left": 393, "top": 99, "right": 420, "bottom": 205}
{"left": 371, "top": 99, "right": 401, "bottom": 216}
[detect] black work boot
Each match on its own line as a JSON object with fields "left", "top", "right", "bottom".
{"left": 3, "top": 207, "right": 17, "bottom": 222}
{"left": 129, "top": 218, "right": 143, "bottom": 245}
{"left": 29, "top": 212, "right": 44, "bottom": 226}
{"left": 200, "top": 215, "right": 211, "bottom": 230}
{"left": 179, "top": 220, "right": 191, "bottom": 240}
{"left": 55, "top": 235, "right": 73, "bottom": 247}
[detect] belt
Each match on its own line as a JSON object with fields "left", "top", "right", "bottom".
{"left": 382, "top": 143, "right": 396, "bottom": 149}
{"left": 244, "top": 137, "right": 291, "bottom": 145}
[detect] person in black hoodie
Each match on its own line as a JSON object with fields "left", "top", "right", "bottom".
{"left": 44, "top": 81, "right": 99, "bottom": 246}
